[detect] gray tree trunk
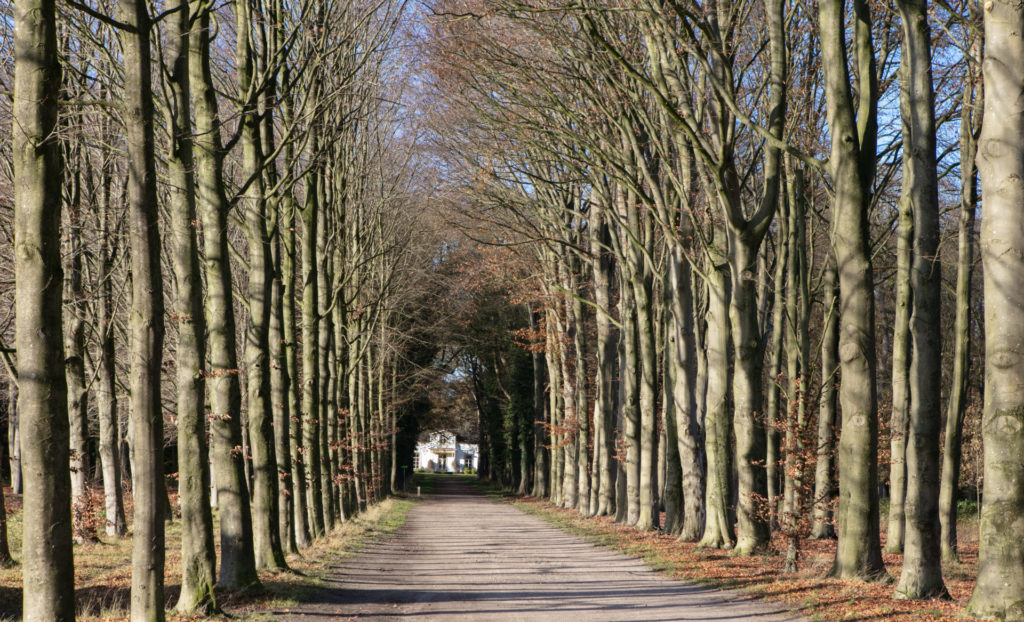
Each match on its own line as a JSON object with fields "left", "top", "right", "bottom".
{"left": 619, "top": 274, "right": 641, "bottom": 525}
{"left": 699, "top": 255, "right": 733, "bottom": 549}
{"left": 966, "top": 2, "right": 1024, "bottom": 618}
{"left": 764, "top": 207, "right": 787, "bottom": 525}
{"left": 818, "top": 0, "right": 888, "bottom": 581}
{"left": 810, "top": 255, "right": 839, "bottom": 540}
{"left": 166, "top": 0, "right": 217, "bottom": 609}
{"left": 317, "top": 199, "right": 335, "bottom": 528}
{"left": 938, "top": 51, "right": 979, "bottom": 564}
{"left": 529, "top": 304, "right": 549, "bottom": 499}
{"left": 7, "top": 383, "right": 20, "bottom": 495}
{"left": 189, "top": 2, "right": 260, "bottom": 590}
{"left": 893, "top": 0, "right": 947, "bottom": 600}
{"left": 117, "top": 0, "right": 169, "bottom": 613}
{"left": 97, "top": 165, "right": 126, "bottom": 537}
{"left": 302, "top": 163, "right": 325, "bottom": 538}
{"left": 238, "top": 0, "right": 287, "bottom": 569}
{"left": 64, "top": 179, "right": 91, "bottom": 543}
{"left": 885, "top": 150, "right": 912, "bottom": 556}
{"left": 590, "top": 208, "right": 616, "bottom": 517}
{"left": 281, "top": 91, "right": 311, "bottom": 549}
{"left": 12, "top": 0, "right": 75, "bottom": 613}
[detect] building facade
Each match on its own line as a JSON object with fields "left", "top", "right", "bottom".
{"left": 414, "top": 431, "right": 478, "bottom": 472}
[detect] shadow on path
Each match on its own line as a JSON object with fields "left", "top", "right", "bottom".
{"left": 275, "top": 476, "right": 802, "bottom": 621}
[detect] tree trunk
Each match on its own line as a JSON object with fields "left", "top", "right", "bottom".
{"left": 885, "top": 148, "right": 912, "bottom": 555}
{"left": 728, "top": 230, "right": 770, "bottom": 554}
{"left": 97, "top": 166, "right": 126, "bottom": 537}
{"left": 590, "top": 209, "right": 616, "bottom": 517}
{"left": 811, "top": 254, "right": 839, "bottom": 540}
{"left": 0, "top": 466, "right": 11, "bottom": 565}
{"left": 619, "top": 275, "right": 641, "bottom": 525}
{"left": 818, "top": 0, "right": 888, "bottom": 581}
{"left": 668, "top": 248, "right": 705, "bottom": 542}
{"left": 633, "top": 266, "right": 658, "bottom": 531}
{"left": 302, "top": 163, "right": 325, "bottom": 538}
{"left": 189, "top": 1, "right": 260, "bottom": 590}
{"left": 117, "top": 0, "right": 169, "bottom": 614}
{"left": 699, "top": 255, "right": 733, "bottom": 549}
{"left": 64, "top": 180, "right": 91, "bottom": 544}
{"left": 765, "top": 207, "right": 787, "bottom": 526}
{"left": 166, "top": 0, "right": 217, "bottom": 609}
{"left": 262, "top": 10, "right": 296, "bottom": 554}
{"left": 7, "top": 383, "right": 20, "bottom": 495}
{"left": 555, "top": 261, "right": 577, "bottom": 510}
{"left": 12, "top": 0, "right": 75, "bottom": 612}
{"left": 661, "top": 282, "right": 683, "bottom": 536}
{"left": 238, "top": 0, "right": 287, "bottom": 569}
{"left": 573, "top": 286, "right": 590, "bottom": 515}
{"left": 939, "top": 55, "right": 979, "bottom": 564}
{"left": 281, "top": 91, "right": 311, "bottom": 549}
{"left": 893, "top": 0, "right": 947, "bottom": 599}
{"left": 316, "top": 198, "right": 335, "bottom": 528}
{"left": 529, "top": 304, "right": 548, "bottom": 498}
{"left": 966, "top": 2, "right": 1024, "bottom": 617}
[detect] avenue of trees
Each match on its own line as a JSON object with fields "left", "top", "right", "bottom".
{"left": 5, "top": 0, "right": 1024, "bottom": 620}
{"left": 2, "top": 0, "right": 452, "bottom": 619}
{"left": 418, "top": 0, "right": 1024, "bottom": 619}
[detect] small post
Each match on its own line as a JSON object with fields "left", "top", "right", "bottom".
{"left": 417, "top": 486, "right": 421, "bottom": 497}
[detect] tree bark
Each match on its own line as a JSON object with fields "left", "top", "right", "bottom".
{"left": 238, "top": 0, "right": 287, "bottom": 570}
{"left": 885, "top": 149, "right": 912, "bottom": 555}
{"left": 939, "top": 24, "right": 980, "bottom": 563}
{"left": 893, "top": 0, "right": 947, "bottom": 599}
{"left": 117, "top": 0, "right": 169, "bottom": 613}
{"left": 281, "top": 89, "right": 311, "bottom": 549}
{"left": 765, "top": 208, "right": 787, "bottom": 526}
{"left": 302, "top": 163, "right": 325, "bottom": 538}
{"left": 189, "top": 0, "right": 260, "bottom": 590}
{"left": 13, "top": 0, "right": 75, "bottom": 613}
{"left": 64, "top": 176, "right": 91, "bottom": 544}
{"left": 529, "top": 304, "right": 548, "bottom": 499}
{"left": 810, "top": 254, "right": 839, "bottom": 540}
{"left": 966, "top": 2, "right": 1024, "bottom": 617}
{"left": 97, "top": 160, "right": 126, "bottom": 537}
{"left": 7, "top": 383, "right": 20, "bottom": 495}
{"left": 166, "top": 0, "right": 217, "bottom": 610}
{"left": 699, "top": 254, "right": 733, "bottom": 549}
{"left": 818, "top": 0, "right": 888, "bottom": 582}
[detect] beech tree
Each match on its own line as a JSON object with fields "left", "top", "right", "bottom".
{"left": 12, "top": 0, "right": 76, "bottom": 617}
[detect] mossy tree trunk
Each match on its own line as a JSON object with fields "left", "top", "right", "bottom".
{"left": 166, "top": 0, "right": 216, "bottom": 610}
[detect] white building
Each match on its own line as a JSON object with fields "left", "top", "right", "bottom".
{"left": 414, "top": 431, "right": 478, "bottom": 473}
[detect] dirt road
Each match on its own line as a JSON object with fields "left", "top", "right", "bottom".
{"left": 275, "top": 477, "right": 801, "bottom": 621}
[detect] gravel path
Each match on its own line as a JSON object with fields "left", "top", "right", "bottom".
{"left": 275, "top": 477, "right": 802, "bottom": 621}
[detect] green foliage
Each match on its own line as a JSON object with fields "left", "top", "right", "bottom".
{"left": 956, "top": 499, "right": 979, "bottom": 518}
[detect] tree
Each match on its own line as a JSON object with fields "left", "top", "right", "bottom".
{"left": 13, "top": 0, "right": 76, "bottom": 616}
{"left": 117, "top": 0, "right": 169, "bottom": 613}
{"left": 817, "top": 0, "right": 888, "bottom": 582}
{"left": 966, "top": 1, "right": 1024, "bottom": 618}
{"left": 165, "top": 0, "right": 217, "bottom": 609}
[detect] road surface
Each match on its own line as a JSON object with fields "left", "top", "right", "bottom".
{"left": 275, "top": 477, "right": 801, "bottom": 621}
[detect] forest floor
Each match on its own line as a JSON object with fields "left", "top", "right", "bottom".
{"left": 505, "top": 490, "right": 981, "bottom": 621}
{"left": 264, "top": 474, "right": 800, "bottom": 621}
{"left": 0, "top": 485, "right": 416, "bottom": 620}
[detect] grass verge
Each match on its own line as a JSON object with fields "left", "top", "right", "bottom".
{"left": 0, "top": 486, "right": 415, "bottom": 621}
